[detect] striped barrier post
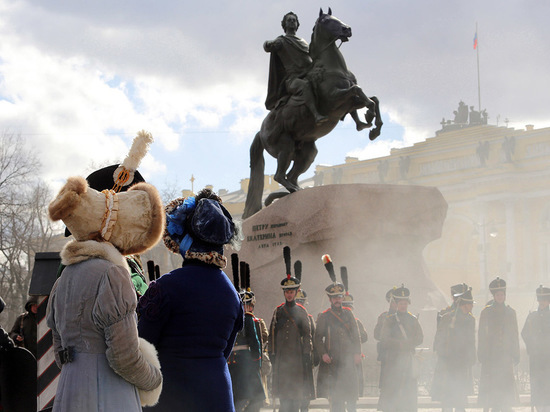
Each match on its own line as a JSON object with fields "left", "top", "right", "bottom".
{"left": 30, "top": 252, "right": 63, "bottom": 412}
{"left": 36, "top": 295, "right": 60, "bottom": 411}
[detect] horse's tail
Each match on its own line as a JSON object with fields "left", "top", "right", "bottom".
{"left": 242, "top": 132, "right": 265, "bottom": 219}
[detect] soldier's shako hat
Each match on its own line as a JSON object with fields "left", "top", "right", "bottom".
{"left": 342, "top": 293, "right": 354, "bottom": 306}
{"left": 536, "top": 285, "right": 550, "bottom": 302}
{"left": 243, "top": 290, "right": 255, "bottom": 305}
{"left": 451, "top": 283, "right": 468, "bottom": 298}
{"left": 325, "top": 282, "right": 345, "bottom": 297}
{"left": 64, "top": 131, "right": 151, "bottom": 237}
{"left": 391, "top": 284, "right": 410, "bottom": 302}
{"left": 281, "top": 246, "right": 300, "bottom": 289}
{"left": 296, "top": 289, "right": 307, "bottom": 302}
{"left": 489, "top": 277, "right": 506, "bottom": 294}
{"left": 456, "top": 288, "right": 474, "bottom": 305}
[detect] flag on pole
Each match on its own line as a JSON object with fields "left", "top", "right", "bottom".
{"left": 473, "top": 31, "right": 478, "bottom": 49}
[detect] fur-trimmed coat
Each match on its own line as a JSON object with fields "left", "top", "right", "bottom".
{"left": 46, "top": 240, "right": 162, "bottom": 411}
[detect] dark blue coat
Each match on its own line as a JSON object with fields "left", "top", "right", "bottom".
{"left": 138, "top": 260, "right": 244, "bottom": 411}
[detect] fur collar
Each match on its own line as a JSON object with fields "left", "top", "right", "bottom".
{"left": 61, "top": 240, "right": 129, "bottom": 272}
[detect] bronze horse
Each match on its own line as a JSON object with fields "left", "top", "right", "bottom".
{"left": 243, "top": 9, "right": 382, "bottom": 219}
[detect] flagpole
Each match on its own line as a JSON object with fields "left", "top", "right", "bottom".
{"left": 476, "top": 22, "right": 481, "bottom": 112}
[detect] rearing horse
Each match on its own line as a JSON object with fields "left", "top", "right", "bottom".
{"left": 243, "top": 9, "right": 382, "bottom": 219}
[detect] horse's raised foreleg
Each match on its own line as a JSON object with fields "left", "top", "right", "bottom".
{"left": 273, "top": 134, "right": 301, "bottom": 193}
{"left": 350, "top": 110, "right": 372, "bottom": 131}
{"left": 287, "top": 141, "right": 318, "bottom": 188}
{"left": 368, "top": 96, "right": 383, "bottom": 141}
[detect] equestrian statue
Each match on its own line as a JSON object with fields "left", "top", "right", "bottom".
{"left": 242, "top": 9, "right": 382, "bottom": 219}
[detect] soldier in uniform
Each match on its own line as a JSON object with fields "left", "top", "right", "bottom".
{"left": 228, "top": 256, "right": 265, "bottom": 412}
{"left": 294, "top": 260, "right": 317, "bottom": 412}
{"left": 373, "top": 288, "right": 398, "bottom": 401}
{"left": 315, "top": 255, "right": 362, "bottom": 412}
{"left": 244, "top": 280, "right": 271, "bottom": 410}
{"left": 437, "top": 283, "right": 469, "bottom": 325}
{"left": 477, "top": 277, "right": 519, "bottom": 412}
{"left": 268, "top": 247, "right": 314, "bottom": 412}
{"left": 377, "top": 285, "right": 423, "bottom": 412}
{"left": 340, "top": 267, "right": 368, "bottom": 398}
{"left": 521, "top": 285, "right": 550, "bottom": 412}
{"left": 431, "top": 288, "right": 476, "bottom": 411}
{"left": 9, "top": 296, "right": 38, "bottom": 359}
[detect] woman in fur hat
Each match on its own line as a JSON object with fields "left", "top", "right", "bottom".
{"left": 137, "top": 188, "right": 244, "bottom": 412}
{"left": 47, "top": 174, "right": 164, "bottom": 411}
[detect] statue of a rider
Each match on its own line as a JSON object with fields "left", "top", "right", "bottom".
{"left": 264, "top": 11, "right": 328, "bottom": 125}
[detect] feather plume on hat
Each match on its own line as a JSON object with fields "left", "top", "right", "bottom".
{"left": 322, "top": 254, "right": 336, "bottom": 283}
{"left": 283, "top": 246, "right": 292, "bottom": 279}
{"left": 341, "top": 266, "right": 349, "bottom": 293}
{"left": 240, "top": 261, "right": 247, "bottom": 292}
{"left": 280, "top": 246, "right": 300, "bottom": 289}
{"left": 231, "top": 253, "right": 240, "bottom": 291}
{"left": 294, "top": 261, "right": 302, "bottom": 283}
{"left": 113, "top": 130, "right": 153, "bottom": 192}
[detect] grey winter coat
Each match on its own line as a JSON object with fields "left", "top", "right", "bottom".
{"left": 47, "top": 240, "right": 162, "bottom": 412}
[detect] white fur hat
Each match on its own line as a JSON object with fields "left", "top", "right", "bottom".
{"left": 49, "top": 176, "right": 164, "bottom": 255}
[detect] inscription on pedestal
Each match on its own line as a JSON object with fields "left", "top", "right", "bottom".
{"left": 246, "top": 221, "right": 293, "bottom": 249}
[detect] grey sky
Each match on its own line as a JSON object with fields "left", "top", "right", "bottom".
{"left": 1, "top": 0, "right": 548, "bottom": 193}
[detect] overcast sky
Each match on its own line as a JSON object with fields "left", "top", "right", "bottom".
{"left": 1, "top": 0, "right": 548, "bottom": 194}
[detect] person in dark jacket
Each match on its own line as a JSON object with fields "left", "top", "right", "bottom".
{"left": 377, "top": 285, "right": 423, "bottom": 412}
{"left": 9, "top": 296, "right": 38, "bottom": 359}
{"left": 431, "top": 288, "right": 476, "bottom": 411}
{"left": 477, "top": 277, "right": 519, "bottom": 412}
{"left": 138, "top": 188, "right": 244, "bottom": 412}
{"left": 315, "top": 259, "right": 362, "bottom": 412}
{"left": 268, "top": 247, "right": 313, "bottom": 412}
{"left": 521, "top": 285, "right": 550, "bottom": 412}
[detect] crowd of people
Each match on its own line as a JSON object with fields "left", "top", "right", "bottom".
{"left": 2, "top": 130, "right": 548, "bottom": 412}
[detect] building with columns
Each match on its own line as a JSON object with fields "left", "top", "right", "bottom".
{"left": 223, "top": 112, "right": 550, "bottom": 319}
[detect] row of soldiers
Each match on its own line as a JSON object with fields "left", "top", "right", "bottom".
{"left": 227, "top": 248, "right": 550, "bottom": 412}
{"left": 432, "top": 277, "right": 550, "bottom": 412}
{"left": 227, "top": 249, "right": 422, "bottom": 412}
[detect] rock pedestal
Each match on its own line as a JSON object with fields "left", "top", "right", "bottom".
{"left": 229, "top": 184, "right": 448, "bottom": 344}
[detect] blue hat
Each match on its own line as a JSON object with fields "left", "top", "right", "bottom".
{"left": 164, "top": 196, "right": 236, "bottom": 257}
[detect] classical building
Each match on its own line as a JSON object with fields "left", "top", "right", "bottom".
{"left": 223, "top": 111, "right": 550, "bottom": 319}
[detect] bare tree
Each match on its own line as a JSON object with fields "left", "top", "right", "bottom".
{"left": 0, "top": 132, "right": 55, "bottom": 328}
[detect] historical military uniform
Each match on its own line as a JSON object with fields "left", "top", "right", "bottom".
{"left": 377, "top": 286, "right": 423, "bottom": 412}
{"left": 477, "top": 277, "right": 519, "bottom": 411}
{"left": 296, "top": 269, "right": 318, "bottom": 412}
{"left": 521, "top": 286, "right": 550, "bottom": 411}
{"left": 431, "top": 288, "right": 476, "bottom": 410}
{"left": 228, "top": 256, "right": 265, "bottom": 412}
{"left": 374, "top": 287, "right": 397, "bottom": 399}
{"left": 268, "top": 248, "right": 313, "bottom": 412}
{"left": 314, "top": 257, "right": 361, "bottom": 411}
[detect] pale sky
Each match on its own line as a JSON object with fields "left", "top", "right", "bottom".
{"left": 1, "top": 0, "right": 548, "bottom": 194}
